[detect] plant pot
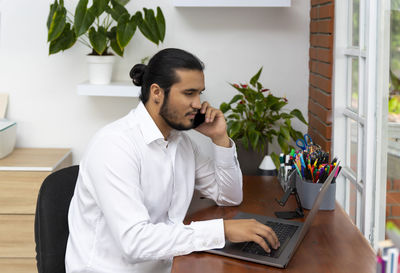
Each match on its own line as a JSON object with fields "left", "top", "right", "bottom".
{"left": 235, "top": 142, "right": 267, "bottom": 175}
{"left": 86, "top": 55, "right": 115, "bottom": 85}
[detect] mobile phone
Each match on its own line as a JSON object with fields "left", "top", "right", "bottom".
{"left": 193, "top": 112, "right": 205, "bottom": 128}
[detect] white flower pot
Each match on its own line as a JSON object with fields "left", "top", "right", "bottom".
{"left": 87, "top": 55, "right": 115, "bottom": 85}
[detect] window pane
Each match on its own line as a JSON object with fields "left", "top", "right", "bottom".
{"left": 357, "top": 188, "right": 362, "bottom": 230}
{"left": 349, "top": 58, "right": 359, "bottom": 111}
{"left": 352, "top": 0, "right": 360, "bottom": 47}
{"left": 348, "top": 179, "right": 357, "bottom": 225}
{"left": 390, "top": 9, "right": 400, "bottom": 123}
{"left": 348, "top": 118, "right": 358, "bottom": 173}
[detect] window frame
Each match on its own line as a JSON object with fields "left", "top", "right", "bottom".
{"left": 333, "top": 0, "right": 390, "bottom": 246}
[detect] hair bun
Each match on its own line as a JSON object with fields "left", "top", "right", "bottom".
{"left": 129, "top": 64, "right": 147, "bottom": 86}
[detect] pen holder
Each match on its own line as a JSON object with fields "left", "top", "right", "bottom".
{"left": 295, "top": 174, "right": 336, "bottom": 210}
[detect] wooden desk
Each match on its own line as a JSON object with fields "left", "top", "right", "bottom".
{"left": 172, "top": 176, "right": 376, "bottom": 273}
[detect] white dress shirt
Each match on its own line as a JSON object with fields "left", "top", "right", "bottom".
{"left": 65, "top": 102, "right": 243, "bottom": 273}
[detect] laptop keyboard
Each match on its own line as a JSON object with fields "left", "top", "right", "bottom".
{"left": 241, "top": 221, "right": 298, "bottom": 258}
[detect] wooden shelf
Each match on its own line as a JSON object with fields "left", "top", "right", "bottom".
{"left": 173, "top": 0, "right": 291, "bottom": 7}
{"left": 77, "top": 81, "right": 140, "bottom": 97}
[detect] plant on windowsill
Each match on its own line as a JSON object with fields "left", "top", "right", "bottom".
{"left": 220, "top": 68, "right": 308, "bottom": 173}
{"left": 47, "top": 0, "right": 165, "bottom": 84}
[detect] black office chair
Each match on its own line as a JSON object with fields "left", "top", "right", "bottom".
{"left": 34, "top": 165, "right": 79, "bottom": 273}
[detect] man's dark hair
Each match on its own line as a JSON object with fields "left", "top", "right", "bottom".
{"left": 129, "top": 48, "right": 204, "bottom": 104}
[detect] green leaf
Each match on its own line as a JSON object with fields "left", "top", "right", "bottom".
{"left": 89, "top": 26, "right": 108, "bottom": 55}
{"left": 270, "top": 152, "right": 280, "bottom": 170}
{"left": 249, "top": 130, "right": 260, "bottom": 151}
{"left": 240, "top": 136, "right": 249, "bottom": 150}
{"left": 229, "top": 94, "right": 243, "bottom": 104}
{"left": 230, "top": 83, "right": 246, "bottom": 94}
{"left": 270, "top": 101, "right": 286, "bottom": 112}
{"left": 116, "top": 13, "right": 137, "bottom": 48}
{"left": 136, "top": 8, "right": 159, "bottom": 45}
{"left": 108, "top": 27, "right": 124, "bottom": 56}
{"left": 291, "top": 130, "right": 304, "bottom": 142}
{"left": 279, "top": 125, "right": 290, "bottom": 140}
{"left": 290, "top": 109, "right": 308, "bottom": 125}
{"left": 236, "top": 103, "right": 246, "bottom": 114}
{"left": 277, "top": 133, "right": 289, "bottom": 153}
{"left": 89, "top": 0, "right": 108, "bottom": 17}
{"left": 255, "top": 92, "right": 264, "bottom": 100}
{"left": 74, "top": 0, "right": 96, "bottom": 37}
{"left": 105, "top": 0, "right": 128, "bottom": 21}
{"left": 49, "top": 23, "right": 77, "bottom": 54}
{"left": 220, "top": 102, "right": 231, "bottom": 113}
{"left": 115, "top": 0, "right": 130, "bottom": 5}
{"left": 264, "top": 94, "right": 279, "bottom": 109}
{"left": 255, "top": 100, "right": 264, "bottom": 117}
{"left": 280, "top": 113, "right": 292, "bottom": 119}
{"left": 247, "top": 121, "right": 256, "bottom": 132}
{"left": 110, "top": 39, "right": 123, "bottom": 56}
{"left": 156, "top": 7, "right": 166, "bottom": 42}
{"left": 144, "top": 8, "right": 160, "bottom": 42}
{"left": 250, "top": 67, "right": 263, "bottom": 87}
{"left": 48, "top": 5, "right": 67, "bottom": 42}
{"left": 284, "top": 118, "right": 291, "bottom": 128}
{"left": 137, "top": 8, "right": 159, "bottom": 45}
{"left": 229, "top": 121, "right": 241, "bottom": 139}
{"left": 227, "top": 113, "right": 240, "bottom": 120}
{"left": 256, "top": 82, "right": 263, "bottom": 91}
{"left": 47, "top": 2, "right": 58, "bottom": 30}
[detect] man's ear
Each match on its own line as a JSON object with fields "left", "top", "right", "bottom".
{"left": 149, "top": 83, "right": 164, "bottom": 104}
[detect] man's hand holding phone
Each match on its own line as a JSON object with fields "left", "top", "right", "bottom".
{"left": 194, "top": 102, "right": 231, "bottom": 148}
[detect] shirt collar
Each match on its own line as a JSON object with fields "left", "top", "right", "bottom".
{"left": 134, "top": 102, "right": 181, "bottom": 145}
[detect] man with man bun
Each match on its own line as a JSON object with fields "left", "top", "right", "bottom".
{"left": 65, "top": 48, "right": 279, "bottom": 273}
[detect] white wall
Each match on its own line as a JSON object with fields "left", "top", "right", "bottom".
{"left": 0, "top": 0, "right": 309, "bottom": 164}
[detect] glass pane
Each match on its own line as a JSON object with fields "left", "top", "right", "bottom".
{"left": 357, "top": 188, "right": 362, "bottom": 230}
{"left": 358, "top": 124, "right": 364, "bottom": 184}
{"left": 352, "top": 0, "right": 360, "bottom": 47}
{"left": 390, "top": 8, "right": 400, "bottom": 122}
{"left": 348, "top": 179, "right": 357, "bottom": 225}
{"left": 387, "top": 2, "right": 400, "bottom": 233}
{"left": 349, "top": 58, "right": 359, "bottom": 111}
{"left": 348, "top": 118, "right": 358, "bottom": 173}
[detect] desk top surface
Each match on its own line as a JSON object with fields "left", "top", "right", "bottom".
{"left": 0, "top": 148, "right": 71, "bottom": 171}
{"left": 172, "top": 175, "right": 376, "bottom": 273}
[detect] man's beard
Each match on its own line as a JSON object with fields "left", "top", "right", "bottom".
{"left": 159, "top": 97, "right": 195, "bottom": 131}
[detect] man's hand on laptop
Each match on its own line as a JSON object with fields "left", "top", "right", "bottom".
{"left": 223, "top": 219, "right": 280, "bottom": 253}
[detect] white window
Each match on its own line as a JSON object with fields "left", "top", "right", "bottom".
{"left": 333, "top": 0, "right": 390, "bottom": 246}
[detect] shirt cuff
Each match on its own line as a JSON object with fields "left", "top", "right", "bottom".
{"left": 190, "top": 219, "right": 225, "bottom": 250}
{"left": 213, "top": 138, "right": 238, "bottom": 168}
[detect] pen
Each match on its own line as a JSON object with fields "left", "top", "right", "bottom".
{"left": 307, "top": 158, "right": 313, "bottom": 182}
{"left": 300, "top": 154, "right": 306, "bottom": 168}
{"left": 293, "top": 162, "right": 302, "bottom": 179}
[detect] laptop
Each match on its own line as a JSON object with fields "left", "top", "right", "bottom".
{"left": 206, "top": 164, "right": 339, "bottom": 268}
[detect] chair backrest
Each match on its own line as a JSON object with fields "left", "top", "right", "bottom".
{"left": 34, "top": 165, "right": 79, "bottom": 273}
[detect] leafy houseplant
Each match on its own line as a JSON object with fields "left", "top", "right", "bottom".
{"left": 220, "top": 68, "right": 308, "bottom": 169}
{"left": 47, "top": 0, "right": 165, "bottom": 56}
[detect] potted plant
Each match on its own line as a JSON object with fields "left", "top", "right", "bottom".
{"left": 47, "top": 0, "right": 166, "bottom": 84}
{"left": 220, "top": 68, "right": 308, "bottom": 174}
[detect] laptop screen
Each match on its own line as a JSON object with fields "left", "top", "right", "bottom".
{"left": 288, "top": 164, "right": 340, "bottom": 260}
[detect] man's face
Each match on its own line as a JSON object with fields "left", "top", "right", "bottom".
{"left": 159, "top": 69, "right": 205, "bottom": 131}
